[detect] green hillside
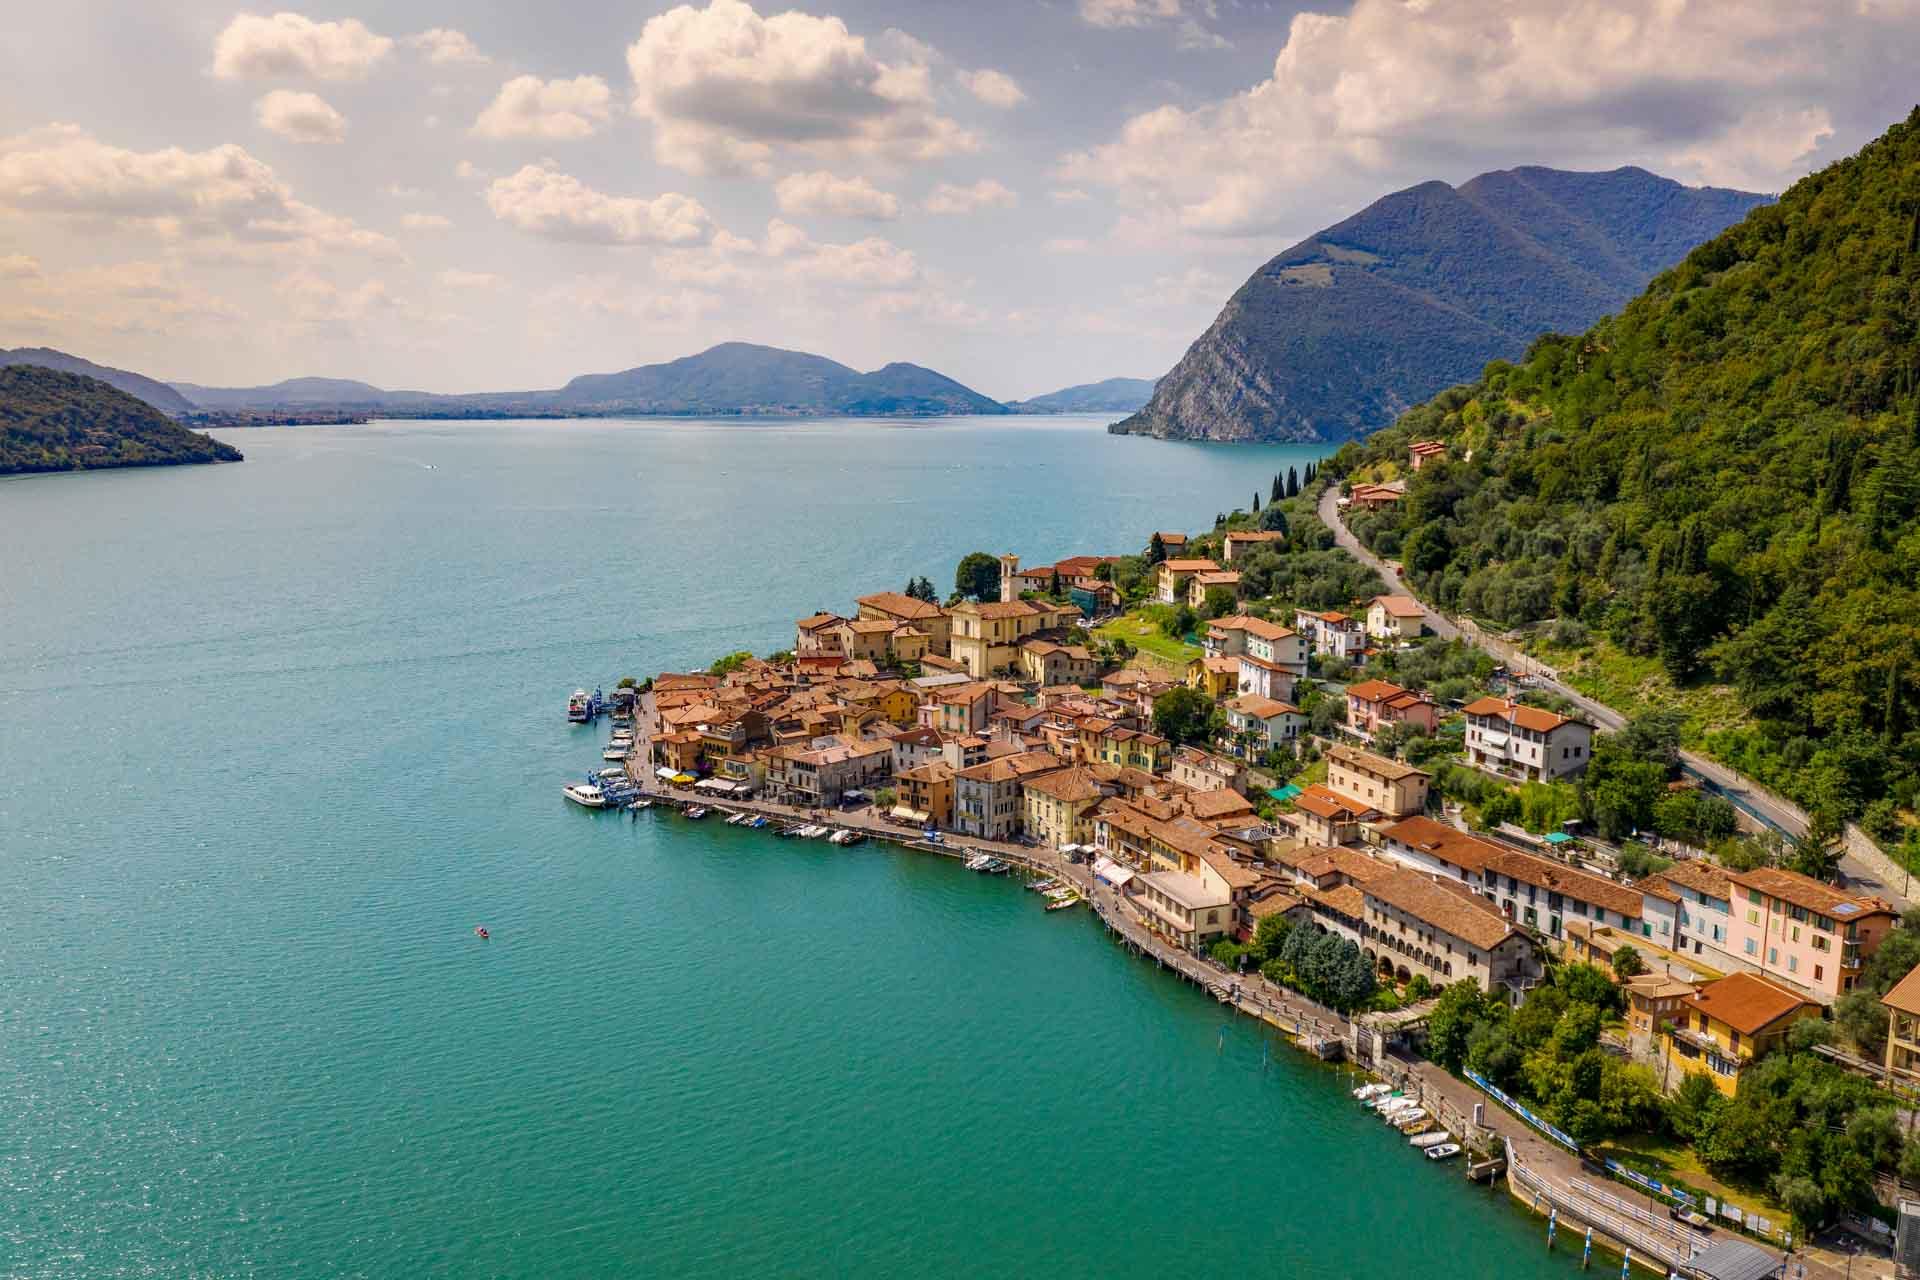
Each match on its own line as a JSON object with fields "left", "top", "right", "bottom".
{"left": 1328, "top": 107, "right": 1920, "bottom": 828}
{"left": 0, "top": 365, "right": 243, "bottom": 475}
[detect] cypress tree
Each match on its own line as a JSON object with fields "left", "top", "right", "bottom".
{"left": 1148, "top": 532, "right": 1166, "bottom": 563}
{"left": 1253, "top": 491, "right": 1261, "bottom": 513}
{"left": 1270, "top": 473, "right": 1283, "bottom": 504}
{"left": 1287, "top": 466, "right": 1300, "bottom": 498}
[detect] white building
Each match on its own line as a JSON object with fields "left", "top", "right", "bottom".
{"left": 1461, "top": 696, "right": 1594, "bottom": 782}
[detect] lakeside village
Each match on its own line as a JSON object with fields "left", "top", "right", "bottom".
{"left": 564, "top": 463, "right": 1920, "bottom": 1280}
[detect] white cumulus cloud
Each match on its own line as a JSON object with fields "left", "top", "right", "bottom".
{"left": 1078, "top": 0, "right": 1226, "bottom": 49}
{"left": 254, "top": 90, "right": 347, "bottom": 144}
{"left": 484, "top": 162, "right": 713, "bottom": 246}
{"left": 438, "top": 268, "right": 501, "bottom": 288}
{"left": 773, "top": 171, "right": 900, "bottom": 221}
{"left": 924, "top": 179, "right": 1017, "bottom": 215}
{"left": 0, "top": 252, "right": 43, "bottom": 279}
{"left": 401, "top": 212, "right": 451, "bottom": 230}
{"left": 960, "top": 69, "right": 1025, "bottom": 108}
{"left": 406, "top": 28, "right": 488, "bottom": 66}
{"left": 0, "top": 123, "right": 397, "bottom": 258}
{"left": 212, "top": 12, "right": 393, "bottom": 81}
{"left": 625, "top": 0, "right": 977, "bottom": 175}
{"left": 1058, "top": 0, "right": 1920, "bottom": 239}
{"left": 471, "top": 75, "right": 613, "bottom": 141}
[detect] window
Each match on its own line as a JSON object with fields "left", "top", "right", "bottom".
{"left": 1787, "top": 955, "right": 1798, "bottom": 973}
{"left": 1814, "top": 964, "right": 1823, "bottom": 983}
{"left": 1744, "top": 938, "right": 1758, "bottom": 956}
{"left": 1768, "top": 947, "right": 1778, "bottom": 966}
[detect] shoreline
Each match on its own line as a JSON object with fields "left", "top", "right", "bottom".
{"left": 605, "top": 766, "right": 1692, "bottom": 1275}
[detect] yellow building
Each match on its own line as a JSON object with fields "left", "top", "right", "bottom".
{"left": 948, "top": 600, "right": 1072, "bottom": 677}
{"left": 1661, "top": 971, "right": 1817, "bottom": 1095}
{"left": 1880, "top": 963, "right": 1920, "bottom": 1089}
{"left": 855, "top": 592, "right": 951, "bottom": 654}
{"left": 1187, "top": 654, "right": 1239, "bottom": 700}
{"left": 1156, "top": 558, "right": 1219, "bottom": 604}
{"left": 1022, "top": 767, "right": 1108, "bottom": 848}
{"left": 1083, "top": 723, "right": 1169, "bottom": 773}
{"left": 1325, "top": 743, "right": 1430, "bottom": 819}
{"left": 894, "top": 760, "right": 956, "bottom": 828}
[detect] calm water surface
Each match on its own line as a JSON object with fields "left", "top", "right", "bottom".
{"left": 0, "top": 417, "right": 1578, "bottom": 1276}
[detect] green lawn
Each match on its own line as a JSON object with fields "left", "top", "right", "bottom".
{"left": 1591, "top": 1131, "right": 1787, "bottom": 1224}
{"left": 1094, "top": 610, "right": 1202, "bottom": 669}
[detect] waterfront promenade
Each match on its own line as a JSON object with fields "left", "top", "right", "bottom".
{"left": 616, "top": 692, "right": 1884, "bottom": 1280}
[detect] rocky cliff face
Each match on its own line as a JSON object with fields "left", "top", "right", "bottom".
{"left": 1114, "top": 166, "right": 1769, "bottom": 442}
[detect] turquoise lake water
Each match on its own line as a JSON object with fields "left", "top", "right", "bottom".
{"left": 0, "top": 416, "right": 1582, "bottom": 1276}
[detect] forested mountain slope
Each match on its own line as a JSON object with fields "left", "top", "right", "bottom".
{"left": 0, "top": 366, "right": 242, "bottom": 474}
{"left": 1328, "top": 108, "right": 1920, "bottom": 826}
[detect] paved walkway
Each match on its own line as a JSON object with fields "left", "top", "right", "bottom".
{"left": 1315, "top": 486, "right": 1909, "bottom": 904}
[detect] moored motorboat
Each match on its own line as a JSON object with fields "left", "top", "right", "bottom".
{"left": 1410, "top": 1131, "right": 1452, "bottom": 1149}
{"left": 564, "top": 782, "right": 607, "bottom": 808}
{"left": 567, "top": 689, "right": 591, "bottom": 722}
{"left": 683, "top": 806, "right": 709, "bottom": 819}
{"left": 1393, "top": 1109, "right": 1428, "bottom": 1131}
{"left": 1045, "top": 894, "right": 1080, "bottom": 911}
{"left": 603, "top": 744, "right": 630, "bottom": 761}
{"left": 629, "top": 798, "right": 654, "bottom": 811}
{"left": 964, "top": 853, "right": 992, "bottom": 871}
{"left": 1353, "top": 1082, "right": 1391, "bottom": 1101}
{"left": 1424, "top": 1143, "right": 1462, "bottom": 1161}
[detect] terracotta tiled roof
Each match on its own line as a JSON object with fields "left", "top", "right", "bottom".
{"left": 1197, "top": 844, "right": 1261, "bottom": 890}
{"left": 856, "top": 592, "right": 945, "bottom": 620}
{"left": 1481, "top": 849, "right": 1642, "bottom": 919}
{"left": 1461, "top": 696, "right": 1588, "bottom": 735}
{"left": 1228, "top": 694, "right": 1299, "bottom": 719}
{"left": 1345, "top": 679, "right": 1410, "bottom": 703}
{"left": 1160, "top": 558, "right": 1219, "bottom": 572}
{"left": 1212, "top": 614, "right": 1295, "bottom": 642}
{"left": 1022, "top": 766, "right": 1106, "bottom": 803}
{"left": 796, "top": 612, "right": 844, "bottom": 631}
{"left": 1296, "top": 846, "right": 1393, "bottom": 884}
{"left": 1653, "top": 860, "right": 1734, "bottom": 901}
{"left": 1326, "top": 742, "right": 1429, "bottom": 783}
{"left": 956, "top": 750, "right": 1063, "bottom": 784}
{"left": 899, "top": 760, "right": 956, "bottom": 783}
{"left": 1881, "top": 964, "right": 1920, "bottom": 1017}
{"left": 1370, "top": 594, "right": 1424, "bottom": 617}
{"left": 1193, "top": 572, "right": 1241, "bottom": 586}
{"left": 1309, "top": 883, "right": 1367, "bottom": 920}
{"left": 1685, "top": 971, "right": 1817, "bottom": 1036}
{"left": 1378, "top": 815, "right": 1503, "bottom": 874}
{"left": 1187, "top": 788, "right": 1255, "bottom": 821}
{"left": 1249, "top": 890, "right": 1305, "bottom": 919}
{"left": 1292, "top": 783, "right": 1373, "bottom": 821}
{"left": 1365, "top": 868, "right": 1518, "bottom": 950}
{"left": 1727, "top": 868, "right": 1896, "bottom": 921}
{"left": 1225, "top": 530, "right": 1286, "bottom": 544}
{"left": 965, "top": 600, "right": 1050, "bottom": 620}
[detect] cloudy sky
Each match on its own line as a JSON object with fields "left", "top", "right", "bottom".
{"left": 1, "top": 1, "right": 1915, "bottom": 399}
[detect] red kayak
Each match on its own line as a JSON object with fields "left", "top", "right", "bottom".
{"left": 474, "top": 926, "right": 490, "bottom": 940}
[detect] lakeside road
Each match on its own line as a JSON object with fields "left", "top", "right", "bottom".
{"left": 1315, "top": 487, "right": 1909, "bottom": 906}
{"left": 618, "top": 697, "right": 1884, "bottom": 1280}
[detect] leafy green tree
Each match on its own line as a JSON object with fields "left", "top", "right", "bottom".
{"left": 1161, "top": 604, "right": 1197, "bottom": 640}
{"left": 1427, "top": 981, "right": 1495, "bottom": 1070}
{"left": 708, "top": 650, "right": 753, "bottom": 676}
{"left": 1252, "top": 911, "right": 1293, "bottom": 964}
{"left": 1201, "top": 585, "right": 1237, "bottom": 619}
{"left": 1258, "top": 503, "right": 1289, "bottom": 534}
{"left": 1152, "top": 686, "right": 1222, "bottom": 746}
{"left": 1665, "top": 1071, "right": 1725, "bottom": 1142}
{"left": 1610, "top": 946, "right": 1646, "bottom": 980}
{"left": 955, "top": 552, "right": 1001, "bottom": 602}
{"left": 1834, "top": 988, "right": 1890, "bottom": 1057}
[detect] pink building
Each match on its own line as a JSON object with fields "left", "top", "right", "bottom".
{"left": 1344, "top": 679, "right": 1439, "bottom": 739}
{"left": 1725, "top": 867, "right": 1897, "bottom": 1004}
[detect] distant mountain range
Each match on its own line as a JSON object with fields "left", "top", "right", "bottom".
{"left": 0, "top": 365, "right": 241, "bottom": 475}
{"left": 1007, "top": 377, "right": 1157, "bottom": 415}
{"left": 1, "top": 346, "right": 198, "bottom": 417}
{"left": 1115, "top": 165, "right": 1772, "bottom": 442}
